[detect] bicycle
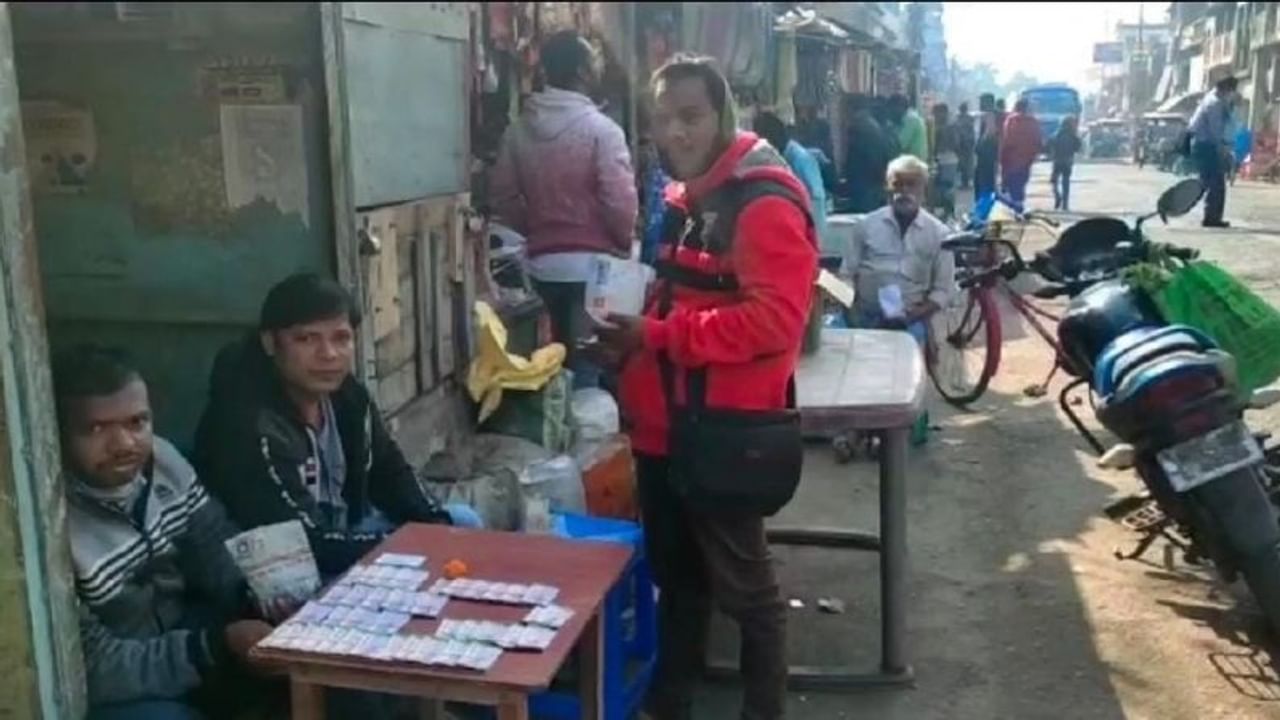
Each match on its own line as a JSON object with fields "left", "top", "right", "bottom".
{"left": 926, "top": 212, "right": 1065, "bottom": 407}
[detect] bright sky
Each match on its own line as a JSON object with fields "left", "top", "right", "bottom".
{"left": 944, "top": 2, "right": 1170, "bottom": 91}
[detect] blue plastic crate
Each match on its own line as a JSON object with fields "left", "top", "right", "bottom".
{"left": 518, "top": 513, "right": 655, "bottom": 720}
{"left": 553, "top": 512, "right": 644, "bottom": 549}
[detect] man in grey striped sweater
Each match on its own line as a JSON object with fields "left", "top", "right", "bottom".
{"left": 55, "top": 345, "right": 278, "bottom": 720}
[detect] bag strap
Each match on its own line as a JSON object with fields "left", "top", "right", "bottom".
{"left": 654, "top": 259, "right": 740, "bottom": 292}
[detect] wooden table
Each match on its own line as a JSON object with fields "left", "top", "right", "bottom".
{"left": 253, "top": 524, "right": 632, "bottom": 719}
{"left": 710, "top": 328, "right": 925, "bottom": 690}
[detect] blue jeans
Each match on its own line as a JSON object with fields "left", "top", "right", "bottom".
{"left": 1050, "top": 162, "right": 1073, "bottom": 211}
{"left": 89, "top": 700, "right": 202, "bottom": 720}
{"left": 851, "top": 307, "right": 927, "bottom": 346}
{"left": 1002, "top": 167, "right": 1031, "bottom": 206}
{"left": 533, "top": 280, "right": 601, "bottom": 389}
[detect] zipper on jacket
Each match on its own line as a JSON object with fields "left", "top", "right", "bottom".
{"left": 123, "top": 466, "right": 167, "bottom": 633}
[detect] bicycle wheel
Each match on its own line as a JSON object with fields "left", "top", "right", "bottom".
{"left": 928, "top": 287, "right": 1002, "bottom": 407}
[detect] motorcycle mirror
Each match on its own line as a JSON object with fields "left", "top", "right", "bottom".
{"left": 1156, "top": 179, "right": 1205, "bottom": 220}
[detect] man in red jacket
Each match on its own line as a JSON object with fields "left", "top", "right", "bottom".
{"left": 1000, "top": 98, "right": 1042, "bottom": 206}
{"left": 595, "top": 56, "right": 818, "bottom": 720}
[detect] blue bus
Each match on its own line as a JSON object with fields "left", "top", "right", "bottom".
{"left": 1017, "top": 84, "right": 1083, "bottom": 148}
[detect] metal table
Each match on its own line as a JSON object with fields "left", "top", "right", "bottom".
{"left": 709, "top": 328, "right": 925, "bottom": 691}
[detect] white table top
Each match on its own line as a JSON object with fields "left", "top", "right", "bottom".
{"left": 796, "top": 328, "right": 926, "bottom": 432}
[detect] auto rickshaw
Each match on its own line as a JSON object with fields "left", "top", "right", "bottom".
{"left": 1086, "top": 119, "right": 1129, "bottom": 159}
{"left": 1139, "top": 112, "right": 1189, "bottom": 173}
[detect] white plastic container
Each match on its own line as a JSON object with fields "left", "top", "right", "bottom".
{"left": 518, "top": 455, "right": 587, "bottom": 533}
{"left": 571, "top": 388, "right": 619, "bottom": 439}
{"left": 584, "top": 256, "right": 654, "bottom": 322}
{"left": 570, "top": 388, "right": 621, "bottom": 468}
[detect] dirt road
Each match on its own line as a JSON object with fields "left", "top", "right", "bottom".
{"left": 698, "top": 162, "right": 1280, "bottom": 719}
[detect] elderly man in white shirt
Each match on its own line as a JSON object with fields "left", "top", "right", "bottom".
{"left": 842, "top": 155, "right": 956, "bottom": 344}
{"left": 842, "top": 154, "right": 956, "bottom": 446}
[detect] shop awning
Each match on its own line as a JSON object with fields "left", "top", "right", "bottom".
{"left": 775, "top": 8, "right": 849, "bottom": 44}
{"left": 1155, "top": 91, "right": 1204, "bottom": 115}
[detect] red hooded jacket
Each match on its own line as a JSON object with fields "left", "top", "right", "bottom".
{"left": 619, "top": 133, "right": 819, "bottom": 456}
{"left": 1000, "top": 111, "right": 1042, "bottom": 172}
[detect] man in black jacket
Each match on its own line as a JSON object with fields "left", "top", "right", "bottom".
{"left": 193, "top": 274, "right": 479, "bottom": 579}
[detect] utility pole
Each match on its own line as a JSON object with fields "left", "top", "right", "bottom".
{"left": 1132, "top": 4, "right": 1146, "bottom": 163}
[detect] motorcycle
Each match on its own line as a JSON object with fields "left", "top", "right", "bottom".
{"left": 1023, "top": 178, "right": 1280, "bottom": 636}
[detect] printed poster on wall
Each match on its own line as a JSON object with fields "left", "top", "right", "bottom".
{"left": 21, "top": 101, "right": 97, "bottom": 194}
{"left": 220, "top": 104, "right": 309, "bottom": 225}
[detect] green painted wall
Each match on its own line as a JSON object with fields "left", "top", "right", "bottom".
{"left": 0, "top": 405, "right": 39, "bottom": 720}
{"left": 12, "top": 4, "right": 335, "bottom": 446}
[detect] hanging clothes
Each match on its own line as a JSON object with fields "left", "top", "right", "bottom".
{"left": 539, "top": 3, "right": 578, "bottom": 34}
{"left": 794, "top": 41, "right": 831, "bottom": 109}
{"left": 684, "top": 2, "right": 735, "bottom": 65}
{"left": 488, "top": 3, "right": 516, "bottom": 52}
{"left": 727, "top": 3, "right": 771, "bottom": 89}
{"left": 839, "top": 49, "right": 872, "bottom": 95}
{"left": 644, "top": 10, "right": 678, "bottom": 76}
{"left": 774, "top": 32, "right": 799, "bottom": 125}
{"left": 679, "top": 2, "right": 771, "bottom": 91}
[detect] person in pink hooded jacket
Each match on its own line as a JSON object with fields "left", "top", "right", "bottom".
{"left": 490, "top": 30, "right": 639, "bottom": 387}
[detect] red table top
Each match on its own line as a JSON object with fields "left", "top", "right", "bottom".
{"left": 252, "top": 523, "right": 632, "bottom": 692}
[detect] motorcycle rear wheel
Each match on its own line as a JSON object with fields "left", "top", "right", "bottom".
{"left": 1189, "top": 465, "right": 1280, "bottom": 638}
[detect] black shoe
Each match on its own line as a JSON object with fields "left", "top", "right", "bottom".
{"left": 1202, "top": 220, "right": 1231, "bottom": 228}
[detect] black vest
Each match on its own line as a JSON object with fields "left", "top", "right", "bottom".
{"left": 656, "top": 177, "right": 812, "bottom": 295}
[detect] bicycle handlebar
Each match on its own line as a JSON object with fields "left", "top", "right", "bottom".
{"left": 953, "top": 235, "right": 1199, "bottom": 295}
{"left": 1021, "top": 211, "right": 1060, "bottom": 228}
{"left": 950, "top": 204, "right": 1202, "bottom": 294}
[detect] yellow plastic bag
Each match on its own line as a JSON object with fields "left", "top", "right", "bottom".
{"left": 467, "top": 301, "right": 566, "bottom": 422}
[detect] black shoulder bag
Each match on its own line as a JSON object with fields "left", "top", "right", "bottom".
{"left": 653, "top": 180, "right": 806, "bottom": 517}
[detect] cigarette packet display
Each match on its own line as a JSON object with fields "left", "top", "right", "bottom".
{"left": 430, "top": 579, "right": 561, "bottom": 607}
{"left": 408, "top": 592, "right": 448, "bottom": 618}
{"left": 523, "top": 604, "right": 574, "bottom": 629}
{"left": 375, "top": 552, "right": 427, "bottom": 568}
{"left": 258, "top": 623, "right": 507, "bottom": 672}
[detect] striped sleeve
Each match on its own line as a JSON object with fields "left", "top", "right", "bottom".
{"left": 178, "top": 481, "right": 250, "bottom": 611}
{"left": 153, "top": 438, "right": 250, "bottom": 611}
{"left": 79, "top": 602, "right": 207, "bottom": 705}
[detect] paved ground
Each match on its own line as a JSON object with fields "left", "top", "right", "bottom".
{"left": 697, "top": 162, "right": 1280, "bottom": 719}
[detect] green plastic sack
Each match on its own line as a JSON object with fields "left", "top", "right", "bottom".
{"left": 1152, "top": 261, "right": 1280, "bottom": 393}
{"left": 479, "top": 370, "right": 573, "bottom": 454}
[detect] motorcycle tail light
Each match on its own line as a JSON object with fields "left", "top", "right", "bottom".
{"left": 1138, "top": 373, "right": 1222, "bottom": 434}
{"left": 1138, "top": 373, "right": 1218, "bottom": 410}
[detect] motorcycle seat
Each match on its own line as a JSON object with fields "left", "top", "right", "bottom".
{"left": 1105, "top": 349, "right": 1232, "bottom": 407}
{"left": 1094, "top": 325, "right": 1220, "bottom": 397}
{"left": 942, "top": 231, "right": 985, "bottom": 251}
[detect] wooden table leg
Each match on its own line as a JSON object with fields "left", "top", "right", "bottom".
{"left": 290, "top": 677, "right": 325, "bottom": 720}
{"left": 496, "top": 694, "right": 530, "bottom": 720}
{"left": 578, "top": 610, "right": 603, "bottom": 720}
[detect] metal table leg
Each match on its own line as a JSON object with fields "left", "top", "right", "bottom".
{"left": 708, "top": 427, "right": 914, "bottom": 691}
{"left": 880, "top": 427, "right": 910, "bottom": 678}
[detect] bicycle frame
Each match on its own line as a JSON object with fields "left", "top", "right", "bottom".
{"left": 995, "top": 278, "right": 1108, "bottom": 454}
{"left": 950, "top": 227, "right": 1114, "bottom": 452}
